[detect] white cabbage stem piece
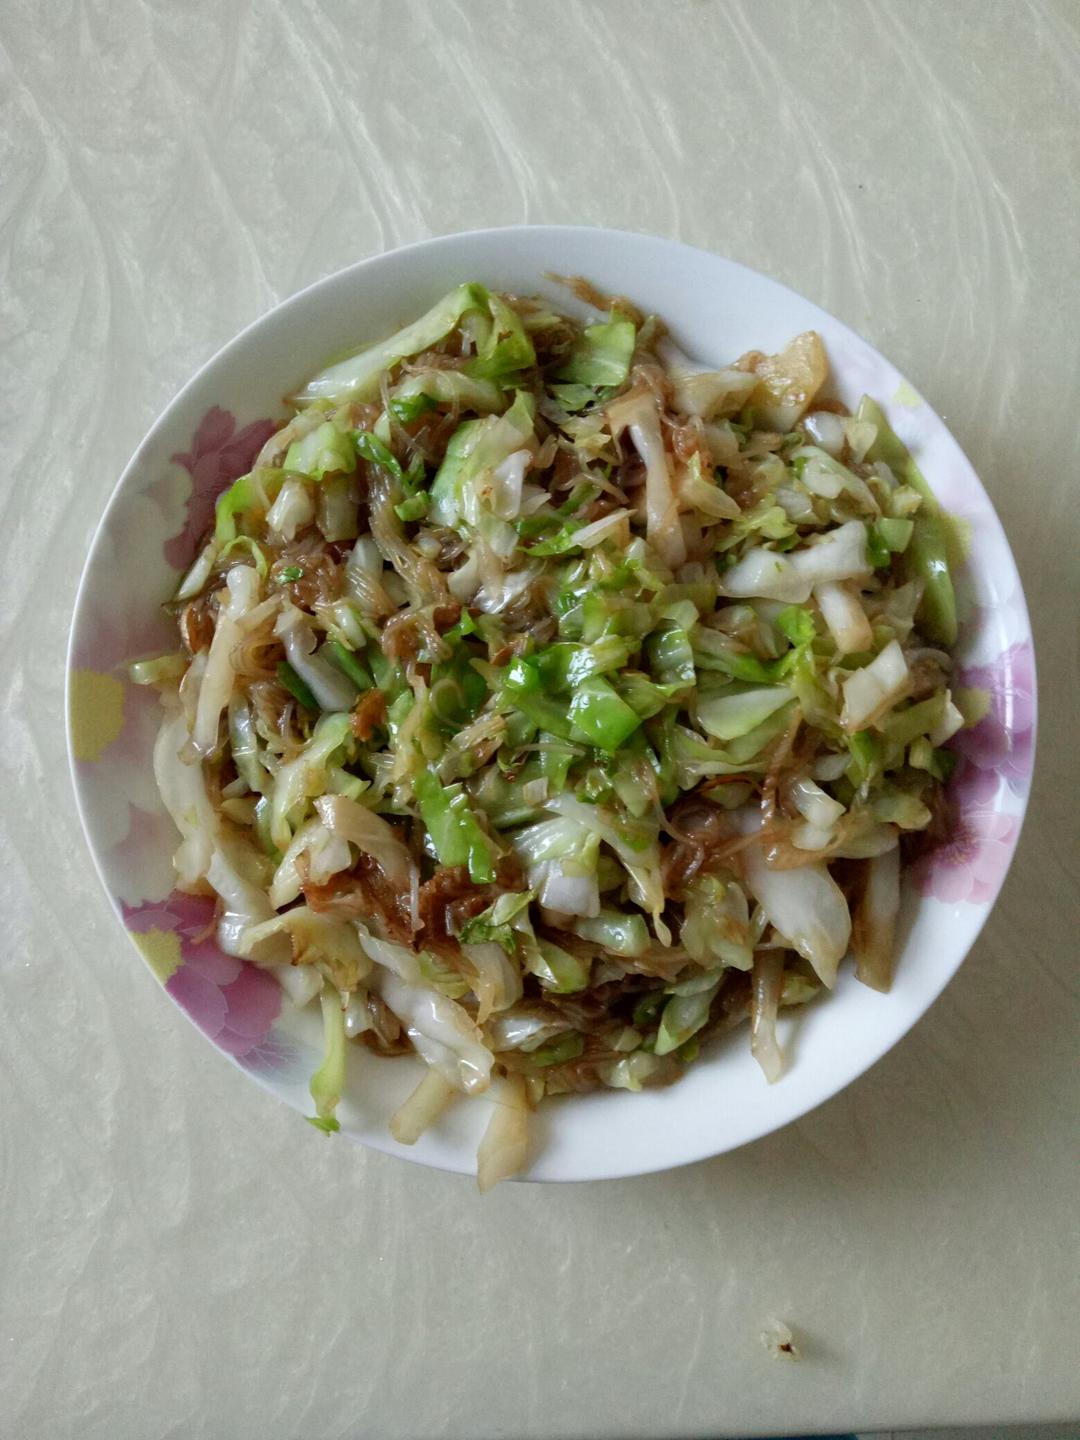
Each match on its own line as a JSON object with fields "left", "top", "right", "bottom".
{"left": 153, "top": 707, "right": 217, "bottom": 887}
{"left": 801, "top": 410, "right": 846, "bottom": 456}
{"left": 737, "top": 810, "right": 851, "bottom": 988}
{"left": 476, "top": 1074, "right": 529, "bottom": 1193}
{"left": 840, "top": 639, "right": 911, "bottom": 731}
{"left": 815, "top": 581, "right": 872, "bottom": 656}
{"left": 723, "top": 521, "right": 870, "bottom": 602}
{"left": 389, "top": 1070, "right": 458, "bottom": 1146}
{"left": 275, "top": 604, "right": 357, "bottom": 712}
{"left": 266, "top": 476, "right": 315, "bottom": 539}
{"left": 852, "top": 848, "right": 901, "bottom": 993}
{"left": 190, "top": 565, "right": 262, "bottom": 758}
{"left": 358, "top": 931, "right": 494, "bottom": 1096}
{"left": 656, "top": 337, "right": 757, "bottom": 420}
{"left": 607, "top": 389, "right": 686, "bottom": 568}
{"left": 314, "top": 793, "right": 415, "bottom": 890}
{"left": 207, "top": 841, "right": 284, "bottom": 961}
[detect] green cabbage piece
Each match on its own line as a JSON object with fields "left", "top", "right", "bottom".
{"left": 323, "top": 640, "right": 373, "bottom": 692}
{"left": 533, "top": 637, "right": 635, "bottom": 691}
{"left": 285, "top": 421, "right": 356, "bottom": 479}
{"left": 696, "top": 684, "right": 795, "bottom": 742}
{"left": 846, "top": 729, "right": 882, "bottom": 788}
{"left": 308, "top": 987, "right": 346, "bottom": 1134}
{"left": 601, "top": 1051, "right": 668, "bottom": 1091}
{"left": 557, "top": 317, "right": 636, "bottom": 387}
{"left": 214, "top": 468, "right": 284, "bottom": 543}
{"left": 523, "top": 937, "right": 592, "bottom": 993}
{"left": 876, "top": 517, "right": 914, "bottom": 553}
{"left": 655, "top": 981, "right": 720, "bottom": 1055}
{"left": 388, "top": 391, "right": 437, "bottom": 425}
{"left": 681, "top": 874, "right": 753, "bottom": 969}
{"left": 777, "top": 605, "right": 816, "bottom": 645}
{"left": 467, "top": 293, "right": 537, "bottom": 381}
{"left": 857, "top": 397, "right": 957, "bottom": 646}
{"left": 458, "top": 890, "right": 535, "bottom": 953}
{"left": 573, "top": 909, "right": 650, "bottom": 957}
{"left": 646, "top": 624, "right": 696, "bottom": 687}
{"left": 220, "top": 536, "right": 268, "bottom": 577}
{"left": 270, "top": 712, "right": 355, "bottom": 850}
{"left": 613, "top": 672, "right": 683, "bottom": 720}
{"left": 548, "top": 382, "right": 599, "bottom": 413}
{"left": 428, "top": 390, "right": 536, "bottom": 528}
{"left": 526, "top": 1032, "right": 585, "bottom": 1068}
{"left": 418, "top": 950, "right": 471, "bottom": 1000}
{"left": 297, "top": 283, "right": 491, "bottom": 403}
{"left": 392, "top": 370, "right": 506, "bottom": 416}
{"left": 277, "top": 660, "right": 318, "bottom": 711}
{"left": 501, "top": 656, "right": 572, "bottom": 739}
{"left": 413, "top": 766, "right": 496, "bottom": 884}
{"left": 568, "top": 676, "right": 642, "bottom": 751}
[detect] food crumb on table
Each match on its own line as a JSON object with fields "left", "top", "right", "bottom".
{"left": 761, "top": 1317, "right": 801, "bottom": 1360}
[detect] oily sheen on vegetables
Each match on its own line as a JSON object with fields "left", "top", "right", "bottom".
{"left": 139, "top": 280, "right": 963, "bottom": 1189}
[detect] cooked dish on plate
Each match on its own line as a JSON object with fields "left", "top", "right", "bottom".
{"left": 135, "top": 279, "right": 963, "bottom": 1187}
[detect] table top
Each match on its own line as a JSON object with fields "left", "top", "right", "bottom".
{"left": 3, "top": 1, "right": 1078, "bottom": 1436}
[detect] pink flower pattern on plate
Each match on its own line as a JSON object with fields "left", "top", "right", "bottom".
{"left": 916, "top": 636, "right": 1033, "bottom": 903}
{"left": 916, "top": 759, "right": 1021, "bottom": 903}
{"left": 164, "top": 407, "right": 278, "bottom": 570}
{"left": 123, "top": 889, "right": 287, "bottom": 1068}
{"left": 954, "top": 640, "right": 1035, "bottom": 792}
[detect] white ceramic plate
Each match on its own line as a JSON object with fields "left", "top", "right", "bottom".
{"left": 67, "top": 226, "right": 1035, "bottom": 1182}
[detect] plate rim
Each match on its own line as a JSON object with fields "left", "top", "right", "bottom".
{"left": 65, "top": 224, "right": 1038, "bottom": 1183}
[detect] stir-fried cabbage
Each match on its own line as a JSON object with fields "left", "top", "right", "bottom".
{"left": 147, "top": 279, "right": 964, "bottom": 1185}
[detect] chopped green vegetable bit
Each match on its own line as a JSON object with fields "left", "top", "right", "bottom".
{"left": 528, "top": 939, "right": 591, "bottom": 993}
{"left": 632, "top": 991, "right": 666, "bottom": 1028}
{"left": 323, "top": 640, "right": 372, "bottom": 691}
{"left": 414, "top": 767, "right": 496, "bottom": 884}
{"left": 858, "top": 397, "right": 957, "bottom": 645}
{"left": 356, "top": 430, "right": 403, "bottom": 478}
{"left": 389, "top": 392, "right": 437, "bottom": 425}
{"left": 468, "top": 294, "right": 536, "bottom": 381}
{"left": 309, "top": 988, "right": 346, "bottom": 1131}
{"left": 574, "top": 910, "right": 649, "bottom": 957}
{"left": 557, "top": 317, "right": 636, "bottom": 387}
{"left": 867, "top": 526, "right": 891, "bottom": 569}
{"left": 285, "top": 421, "right": 357, "bottom": 480}
{"left": 776, "top": 606, "right": 816, "bottom": 646}
{"left": 655, "top": 986, "right": 718, "bottom": 1056}
{"left": 394, "top": 493, "right": 429, "bottom": 522}
{"left": 568, "top": 676, "right": 642, "bottom": 751}
{"left": 847, "top": 729, "right": 882, "bottom": 786}
{"left": 277, "top": 661, "right": 318, "bottom": 711}
{"left": 527, "top": 1032, "right": 585, "bottom": 1068}
{"left": 221, "top": 536, "right": 268, "bottom": 577}
{"left": 502, "top": 657, "right": 572, "bottom": 738}
{"left": 549, "top": 383, "right": 599, "bottom": 412}
{"left": 877, "top": 517, "right": 914, "bottom": 553}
